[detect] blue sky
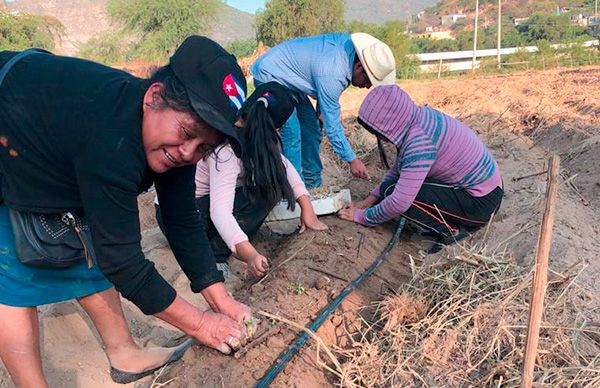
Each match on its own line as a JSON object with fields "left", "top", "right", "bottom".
{"left": 225, "top": 0, "right": 265, "bottom": 14}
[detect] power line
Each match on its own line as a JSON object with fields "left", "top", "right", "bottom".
{"left": 472, "top": 0, "right": 480, "bottom": 72}
{"left": 498, "top": 0, "right": 502, "bottom": 68}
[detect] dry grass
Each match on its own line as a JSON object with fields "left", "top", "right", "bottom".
{"left": 319, "top": 118, "right": 379, "bottom": 190}
{"left": 334, "top": 243, "right": 600, "bottom": 387}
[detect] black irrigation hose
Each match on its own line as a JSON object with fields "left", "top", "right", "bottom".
{"left": 255, "top": 217, "right": 406, "bottom": 387}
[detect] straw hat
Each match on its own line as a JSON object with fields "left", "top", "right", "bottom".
{"left": 350, "top": 33, "right": 396, "bottom": 87}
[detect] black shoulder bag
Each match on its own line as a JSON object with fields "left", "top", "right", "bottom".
{"left": 1, "top": 49, "right": 96, "bottom": 269}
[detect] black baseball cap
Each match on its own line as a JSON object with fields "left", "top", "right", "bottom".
{"left": 241, "top": 81, "right": 295, "bottom": 128}
{"left": 169, "top": 36, "right": 246, "bottom": 156}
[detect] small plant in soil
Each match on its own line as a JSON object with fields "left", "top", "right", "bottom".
{"left": 243, "top": 317, "right": 258, "bottom": 335}
{"left": 293, "top": 282, "right": 305, "bottom": 295}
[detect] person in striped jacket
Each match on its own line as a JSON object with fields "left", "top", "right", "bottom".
{"left": 338, "top": 85, "right": 503, "bottom": 253}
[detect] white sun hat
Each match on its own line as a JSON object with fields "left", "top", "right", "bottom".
{"left": 350, "top": 32, "right": 396, "bottom": 87}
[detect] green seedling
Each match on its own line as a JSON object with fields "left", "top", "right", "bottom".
{"left": 293, "top": 283, "right": 305, "bottom": 295}
{"left": 243, "top": 317, "right": 258, "bottom": 330}
{"left": 243, "top": 317, "right": 259, "bottom": 337}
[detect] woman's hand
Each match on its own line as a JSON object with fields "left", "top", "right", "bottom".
{"left": 246, "top": 252, "right": 269, "bottom": 277}
{"left": 337, "top": 206, "right": 357, "bottom": 222}
{"left": 235, "top": 241, "right": 269, "bottom": 277}
{"left": 191, "top": 310, "right": 246, "bottom": 354}
{"left": 299, "top": 211, "right": 328, "bottom": 234}
{"left": 214, "top": 294, "right": 253, "bottom": 323}
{"left": 154, "top": 295, "right": 248, "bottom": 355}
{"left": 297, "top": 194, "right": 328, "bottom": 234}
{"left": 200, "top": 282, "right": 253, "bottom": 323}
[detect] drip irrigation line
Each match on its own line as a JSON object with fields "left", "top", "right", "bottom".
{"left": 255, "top": 217, "right": 406, "bottom": 387}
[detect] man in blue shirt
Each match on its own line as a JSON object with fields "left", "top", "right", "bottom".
{"left": 250, "top": 33, "right": 396, "bottom": 189}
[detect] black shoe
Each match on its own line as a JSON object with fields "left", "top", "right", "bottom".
{"left": 110, "top": 338, "right": 193, "bottom": 384}
{"left": 426, "top": 227, "right": 471, "bottom": 254}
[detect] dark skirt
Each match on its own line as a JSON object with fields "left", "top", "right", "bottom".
{"left": 0, "top": 205, "right": 112, "bottom": 307}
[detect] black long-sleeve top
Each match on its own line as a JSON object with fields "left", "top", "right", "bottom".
{"left": 0, "top": 51, "right": 223, "bottom": 314}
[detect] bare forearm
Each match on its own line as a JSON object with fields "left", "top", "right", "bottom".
{"left": 199, "top": 282, "right": 252, "bottom": 323}
{"left": 154, "top": 295, "right": 204, "bottom": 335}
{"left": 199, "top": 282, "right": 233, "bottom": 312}
{"left": 234, "top": 240, "right": 259, "bottom": 264}
{"left": 363, "top": 194, "right": 378, "bottom": 208}
{"left": 297, "top": 194, "right": 313, "bottom": 213}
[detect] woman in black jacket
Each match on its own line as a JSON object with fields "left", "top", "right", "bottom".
{"left": 0, "top": 36, "right": 252, "bottom": 385}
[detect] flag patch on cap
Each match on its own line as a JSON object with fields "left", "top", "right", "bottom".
{"left": 222, "top": 74, "right": 246, "bottom": 110}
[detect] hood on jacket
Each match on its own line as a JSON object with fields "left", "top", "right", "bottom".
{"left": 357, "top": 85, "right": 420, "bottom": 147}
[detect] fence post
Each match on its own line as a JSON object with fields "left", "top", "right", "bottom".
{"left": 542, "top": 54, "right": 545, "bottom": 71}
{"left": 520, "top": 155, "right": 560, "bottom": 388}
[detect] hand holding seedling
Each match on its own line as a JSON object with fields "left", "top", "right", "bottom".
{"left": 192, "top": 310, "right": 245, "bottom": 355}
{"left": 243, "top": 317, "right": 259, "bottom": 338}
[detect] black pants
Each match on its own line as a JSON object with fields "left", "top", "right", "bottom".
{"left": 155, "top": 187, "right": 272, "bottom": 263}
{"left": 381, "top": 180, "right": 503, "bottom": 237}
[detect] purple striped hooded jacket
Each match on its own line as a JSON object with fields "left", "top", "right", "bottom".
{"left": 354, "top": 85, "right": 502, "bottom": 226}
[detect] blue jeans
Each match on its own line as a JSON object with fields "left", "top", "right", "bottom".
{"left": 280, "top": 96, "right": 323, "bottom": 189}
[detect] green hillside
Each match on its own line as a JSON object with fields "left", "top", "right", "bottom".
{"left": 428, "top": 0, "right": 594, "bottom": 19}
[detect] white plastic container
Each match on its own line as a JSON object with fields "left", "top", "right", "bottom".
{"left": 266, "top": 189, "right": 351, "bottom": 221}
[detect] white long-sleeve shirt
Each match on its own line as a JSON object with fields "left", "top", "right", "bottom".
{"left": 195, "top": 145, "right": 309, "bottom": 253}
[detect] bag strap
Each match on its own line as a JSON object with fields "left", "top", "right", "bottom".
{"left": 61, "top": 212, "right": 94, "bottom": 269}
{"left": 0, "top": 48, "right": 52, "bottom": 86}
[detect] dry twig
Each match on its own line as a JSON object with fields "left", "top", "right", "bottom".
{"left": 307, "top": 265, "right": 349, "bottom": 282}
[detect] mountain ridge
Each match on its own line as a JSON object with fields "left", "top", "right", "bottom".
{"left": 4, "top": 0, "right": 254, "bottom": 55}
{"left": 4, "top": 0, "right": 439, "bottom": 56}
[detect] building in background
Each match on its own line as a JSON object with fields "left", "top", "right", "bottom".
{"left": 441, "top": 13, "right": 466, "bottom": 26}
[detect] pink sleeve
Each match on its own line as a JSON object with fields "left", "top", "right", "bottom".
{"left": 208, "top": 147, "right": 248, "bottom": 253}
{"left": 282, "top": 155, "right": 309, "bottom": 199}
{"left": 371, "top": 159, "right": 401, "bottom": 198}
{"left": 353, "top": 208, "right": 375, "bottom": 226}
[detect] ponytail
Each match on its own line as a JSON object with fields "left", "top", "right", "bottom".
{"left": 240, "top": 101, "right": 296, "bottom": 211}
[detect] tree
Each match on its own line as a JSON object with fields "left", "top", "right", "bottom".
{"left": 0, "top": 8, "right": 63, "bottom": 51}
{"left": 345, "top": 20, "right": 418, "bottom": 78}
{"left": 412, "top": 37, "right": 459, "bottom": 53}
{"left": 456, "top": 28, "right": 494, "bottom": 50}
{"left": 79, "top": 32, "right": 127, "bottom": 65}
{"left": 106, "top": 0, "right": 222, "bottom": 61}
{"left": 517, "top": 12, "right": 588, "bottom": 44}
{"left": 256, "top": 0, "right": 344, "bottom": 46}
{"left": 226, "top": 38, "right": 258, "bottom": 59}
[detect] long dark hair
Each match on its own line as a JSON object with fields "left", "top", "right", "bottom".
{"left": 239, "top": 83, "right": 296, "bottom": 211}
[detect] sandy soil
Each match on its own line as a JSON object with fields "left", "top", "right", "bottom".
{"left": 1, "top": 66, "right": 599, "bottom": 388}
